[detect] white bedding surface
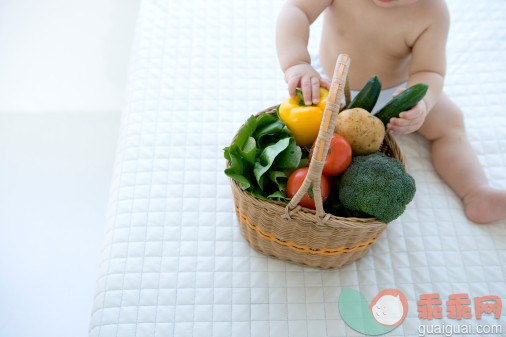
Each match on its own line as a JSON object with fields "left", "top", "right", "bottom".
{"left": 89, "top": 1, "right": 506, "bottom": 336}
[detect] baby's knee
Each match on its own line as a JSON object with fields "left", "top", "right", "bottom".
{"left": 441, "top": 105, "right": 465, "bottom": 131}
{"left": 420, "top": 94, "right": 466, "bottom": 139}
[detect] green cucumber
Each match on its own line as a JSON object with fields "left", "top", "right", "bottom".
{"left": 375, "top": 83, "right": 429, "bottom": 126}
{"left": 347, "top": 75, "right": 382, "bottom": 112}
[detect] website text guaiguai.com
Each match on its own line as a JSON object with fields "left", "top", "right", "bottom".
{"left": 418, "top": 323, "right": 502, "bottom": 336}
{"left": 416, "top": 293, "right": 502, "bottom": 336}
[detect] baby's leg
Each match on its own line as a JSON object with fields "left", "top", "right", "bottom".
{"left": 417, "top": 92, "right": 506, "bottom": 224}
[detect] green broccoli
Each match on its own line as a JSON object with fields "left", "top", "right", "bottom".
{"left": 338, "top": 152, "right": 416, "bottom": 223}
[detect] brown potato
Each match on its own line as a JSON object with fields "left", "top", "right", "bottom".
{"left": 335, "top": 108, "right": 385, "bottom": 155}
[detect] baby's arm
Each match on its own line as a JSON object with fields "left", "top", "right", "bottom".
{"left": 387, "top": 2, "right": 450, "bottom": 135}
{"left": 276, "top": 0, "right": 332, "bottom": 105}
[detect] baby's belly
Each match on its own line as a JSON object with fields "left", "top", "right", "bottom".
{"left": 319, "top": 43, "right": 411, "bottom": 90}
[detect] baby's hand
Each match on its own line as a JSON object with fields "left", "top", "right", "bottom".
{"left": 284, "top": 63, "right": 330, "bottom": 105}
{"left": 386, "top": 87, "right": 428, "bottom": 134}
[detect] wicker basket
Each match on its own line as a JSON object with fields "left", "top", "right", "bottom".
{"left": 227, "top": 55, "right": 406, "bottom": 269}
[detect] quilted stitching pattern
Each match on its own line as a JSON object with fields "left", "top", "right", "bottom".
{"left": 89, "top": 0, "right": 506, "bottom": 336}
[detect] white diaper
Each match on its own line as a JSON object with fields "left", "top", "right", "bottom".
{"left": 311, "top": 54, "right": 407, "bottom": 114}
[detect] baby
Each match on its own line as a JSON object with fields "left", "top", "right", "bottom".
{"left": 276, "top": 0, "right": 506, "bottom": 224}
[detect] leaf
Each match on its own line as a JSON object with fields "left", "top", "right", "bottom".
{"left": 241, "top": 136, "right": 257, "bottom": 165}
{"left": 254, "top": 138, "right": 291, "bottom": 189}
{"left": 224, "top": 115, "right": 258, "bottom": 161}
{"left": 234, "top": 115, "right": 258, "bottom": 148}
{"left": 275, "top": 138, "right": 301, "bottom": 169}
{"left": 274, "top": 104, "right": 281, "bottom": 119}
{"left": 254, "top": 114, "right": 293, "bottom": 149}
{"left": 224, "top": 145, "right": 252, "bottom": 190}
{"left": 267, "top": 170, "right": 289, "bottom": 187}
{"left": 255, "top": 121, "right": 286, "bottom": 148}
{"left": 266, "top": 170, "right": 290, "bottom": 196}
{"left": 254, "top": 119, "right": 285, "bottom": 139}
{"left": 298, "top": 157, "right": 309, "bottom": 169}
{"left": 255, "top": 113, "right": 278, "bottom": 130}
{"left": 266, "top": 190, "right": 290, "bottom": 201}
{"left": 248, "top": 184, "right": 269, "bottom": 200}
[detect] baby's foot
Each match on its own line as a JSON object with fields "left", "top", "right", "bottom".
{"left": 464, "top": 187, "right": 506, "bottom": 224}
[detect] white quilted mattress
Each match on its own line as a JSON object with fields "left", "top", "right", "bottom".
{"left": 89, "top": 0, "right": 506, "bottom": 336}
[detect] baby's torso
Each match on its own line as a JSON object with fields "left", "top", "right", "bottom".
{"left": 319, "top": 0, "right": 431, "bottom": 90}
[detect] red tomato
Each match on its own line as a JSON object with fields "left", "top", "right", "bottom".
{"left": 310, "top": 133, "right": 352, "bottom": 176}
{"left": 286, "top": 167, "right": 330, "bottom": 210}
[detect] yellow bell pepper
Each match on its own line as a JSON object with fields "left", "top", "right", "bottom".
{"left": 279, "top": 88, "right": 328, "bottom": 147}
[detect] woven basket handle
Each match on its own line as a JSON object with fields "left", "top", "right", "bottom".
{"left": 284, "top": 54, "right": 351, "bottom": 220}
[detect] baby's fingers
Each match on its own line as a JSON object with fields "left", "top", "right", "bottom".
{"left": 399, "top": 109, "right": 418, "bottom": 120}
{"left": 392, "top": 87, "right": 406, "bottom": 98}
{"left": 311, "top": 77, "right": 322, "bottom": 104}
{"left": 387, "top": 114, "right": 424, "bottom": 134}
{"left": 287, "top": 76, "right": 301, "bottom": 99}
{"left": 399, "top": 102, "right": 427, "bottom": 122}
{"left": 387, "top": 121, "right": 410, "bottom": 135}
{"left": 387, "top": 117, "right": 410, "bottom": 129}
{"left": 320, "top": 77, "right": 330, "bottom": 90}
{"left": 300, "top": 76, "right": 319, "bottom": 105}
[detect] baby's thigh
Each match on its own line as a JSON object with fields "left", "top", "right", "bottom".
{"left": 418, "top": 92, "right": 465, "bottom": 141}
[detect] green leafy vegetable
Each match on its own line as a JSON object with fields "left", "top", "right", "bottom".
{"left": 254, "top": 137, "right": 291, "bottom": 189}
{"left": 224, "top": 111, "right": 303, "bottom": 201}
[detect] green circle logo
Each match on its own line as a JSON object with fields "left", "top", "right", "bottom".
{"left": 339, "top": 288, "right": 408, "bottom": 335}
